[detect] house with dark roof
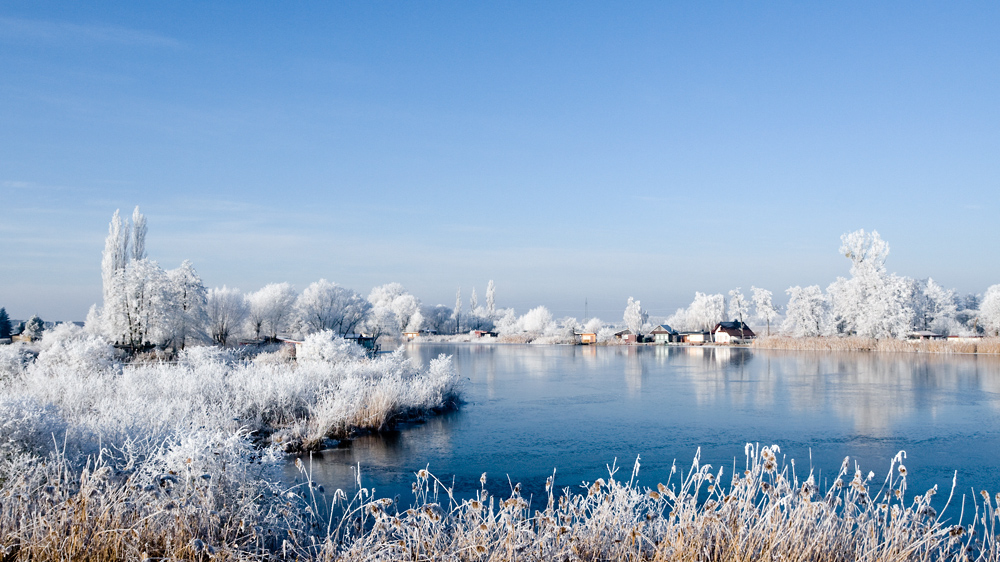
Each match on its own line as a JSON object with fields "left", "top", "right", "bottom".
{"left": 713, "top": 321, "right": 755, "bottom": 344}
{"left": 649, "top": 324, "right": 679, "bottom": 344}
{"left": 614, "top": 329, "right": 639, "bottom": 344}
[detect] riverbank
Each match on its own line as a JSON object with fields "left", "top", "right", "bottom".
{"left": 4, "top": 444, "right": 998, "bottom": 561}
{"left": 753, "top": 335, "right": 1000, "bottom": 354}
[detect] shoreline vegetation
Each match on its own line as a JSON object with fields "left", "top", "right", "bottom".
{"left": 407, "top": 334, "right": 1000, "bottom": 356}
{"left": 3, "top": 442, "right": 1000, "bottom": 561}
{"left": 752, "top": 335, "right": 1000, "bottom": 355}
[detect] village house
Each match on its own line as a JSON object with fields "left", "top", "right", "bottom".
{"left": 577, "top": 332, "right": 597, "bottom": 345}
{"left": 614, "top": 329, "right": 639, "bottom": 344}
{"left": 713, "top": 321, "right": 755, "bottom": 344}
{"left": 649, "top": 324, "right": 679, "bottom": 344}
{"left": 679, "top": 331, "right": 710, "bottom": 344}
{"left": 908, "top": 330, "right": 945, "bottom": 340}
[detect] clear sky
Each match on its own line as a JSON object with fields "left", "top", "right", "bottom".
{"left": 2, "top": 2, "right": 999, "bottom": 322}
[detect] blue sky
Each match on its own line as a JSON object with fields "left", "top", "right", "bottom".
{"left": 2, "top": 2, "right": 999, "bottom": 321}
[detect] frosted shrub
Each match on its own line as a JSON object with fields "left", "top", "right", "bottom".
{"left": 0, "top": 342, "right": 34, "bottom": 381}
{"left": 597, "top": 326, "right": 618, "bottom": 343}
{"left": 179, "top": 344, "right": 236, "bottom": 367}
{"left": 0, "top": 396, "right": 68, "bottom": 458}
{"left": 298, "top": 330, "right": 367, "bottom": 364}
{"left": 32, "top": 322, "right": 117, "bottom": 375}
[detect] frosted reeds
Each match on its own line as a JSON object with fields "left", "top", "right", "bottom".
{"left": 753, "top": 335, "right": 1000, "bottom": 354}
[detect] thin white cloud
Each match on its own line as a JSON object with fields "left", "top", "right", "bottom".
{"left": 0, "top": 16, "right": 182, "bottom": 49}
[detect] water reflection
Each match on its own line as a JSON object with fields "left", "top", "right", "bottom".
{"left": 295, "top": 344, "right": 1000, "bottom": 507}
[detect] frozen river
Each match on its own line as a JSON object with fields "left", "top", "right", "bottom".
{"left": 285, "top": 343, "right": 1000, "bottom": 508}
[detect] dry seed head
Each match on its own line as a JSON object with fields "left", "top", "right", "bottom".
{"left": 648, "top": 490, "right": 660, "bottom": 500}
{"left": 898, "top": 465, "right": 907, "bottom": 476}
{"left": 481, "top": 472, "right": 487, "bottom": 485}
{"left": 657, "top": 483, "right": 666, "bottom": 494}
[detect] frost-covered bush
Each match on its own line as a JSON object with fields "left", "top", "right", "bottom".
{"left": 32, "top": 322, "right": 117, "bottom": 375}
{"left": 0, "top": 342, "right": 35, "bottom": 381}
{"left": 179, "top": 344, "right": 236, "bottom": 367}
{"left": 597, "top": 326, "right": 618, "bottom": 343}
{"left": 0, "top": 396, "right": 69, "bottom": 458}
{"left": 520, "top": 306, "right": 553, "bottom": 334}
{"left": 298, "top": 330, "right": 367, "bottom": 364}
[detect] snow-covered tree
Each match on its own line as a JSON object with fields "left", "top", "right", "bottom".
{"left": 623, "top": 297, "right": 647, "bottom": 335}
{"left": 420, "top": 304, "right": 455, "bottom": 334}
{"left": 728, "top": 288, "right": 749, "bottom": 338}
{"left": 363, "top": 307, "right": 400, "bottom": 342}
{"left": 485, "top": 280, "right": 496, "bottom": 319}
{"left": 520, "top": 306, "right": 553, "bottom": 334}
{"left": 582, "top": 317, "right": 603, "bottom": 334}
{"left": 206, "top": 286, "right": 248, "bottom": 346}
{"left": 23, "top": 315, "right": 44, "bottom": 341}
{"left": 980, "top": 285, "right": 1000, "bottom": 336}
{"left": 667, "top": 292, "right": 725, "bottom": 332}
{"left": 913, "top": 277, "right": 960, "bottom": 335}
{"left": 782, "top": 286, "right": 828, "bottom": 337}
{"left": 368, "top": 283, "right": 422, "bottom": 332}
{"left": 131, "top": 206, "right": 147, "bottom": 262}
{"left": 98, "top": 207, "right": 178, "bottom": 348}
{"left": 100, "top": 209, "right": 130, "bottom": 340}
{"left": 165, "top": 260, "right": 208, "bottom": 349}
{"left": 494, "top": 308, "right": 519, "bottom": 336}
{"left": 0, "top": 308, "right": 10, "bottom": 339}
{"left": 751, "top": 286, "right": 779, "bottom": 336}
{"left": 453, "top": 288, "right": 462, "bottom": 333}
{"left": 956, "top": 293, "right": 982, "bottom": 334}
{"left": 118, "top": 259, "right": 172, "bottom": 347}
{"left": 296, "top": 280, "right": 372, "bottom": 335}
{"left": 470, "top": 288, "right": 479, "bottom": 317}
{"left": 826, "top": 229, "right": 913, "bottom": 339}
{"left": 247, "top": 282, "right": 297, "bottom": 340}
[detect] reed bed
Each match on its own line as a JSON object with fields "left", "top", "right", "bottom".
{"left": 753, "top": 336, "right": 1000, "bottom": 355}
{"left": 4, "top": 444, "right": 999, "bottom": 561}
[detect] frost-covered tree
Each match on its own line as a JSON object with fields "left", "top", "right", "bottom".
{"left": 98, "top": 207, "right": 177, "bottom": 348}
{"left": 667, "top": 292, "right": 725, "bottom": 332}
{"left": 130, "top": 206, "right": 147, "bottom": 262}
{"left": 363, "top": 307, "right": 400, "bottom": 342}
{"left": 117, "top": 259, "right": 172, "bottom": 347}
{"left": 495, "top": 308, "right": 519, "bottom": 335}
{"left": 727, "top": 288, "right": 750, "bottom": 339}
{"left": 23, "top": 315, "right": 44, "bottom": 341}
{"left": 100, "top": 209, "right": 130, "bottom": 340}
{"left": 165, "top": 260, "right": 208, "bottom": 349}
{"left": 0, "top": 308, "right": 11, "bottom": 339}
{"left": 247, "top": 282, "right": 297, "bottom": 340}
{"left": 782, "top": 286, "right": 827, "bottom": 337}
{"left": 980, "top": 285, "right": 1000, "bottom": 336}
{"left": 206, "top": 286, "right": 248, "bottom": 346}
{"left": 485, "top": 280, "right": 496, "bottom": 319}
{"left": 751, "top": 287, "right": 779, "bottom": 336}
{"left": 520, "top": 306, "right": 553, "bottom": 334}
{"left": 368, "top": 283, "right": 421, "bottom": 332}
{"left": 420, "top": 304, "right": 455, "bottom": 334}
{"left": 956, "top": 293, "right": 982, "bottom": 334}
{"left": 918, "top": 278, "right": 959, "bottom": 334}
{"left": 296, "top": 280, "right": 372, "bottom": 335}
{"left": 454, "top": 288, "right": 462, "bottom": 333}
{"left": 826, "top": 229, "right": 913, "bottom": 339}
{"left": 582, "top": 317, "right": 603, "bottom": 334}
{"left": 623, "top": 297, "right": 647, "bottom": 335}
{"left": 470, "top": 288, "right": 479, "bottom": 317}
